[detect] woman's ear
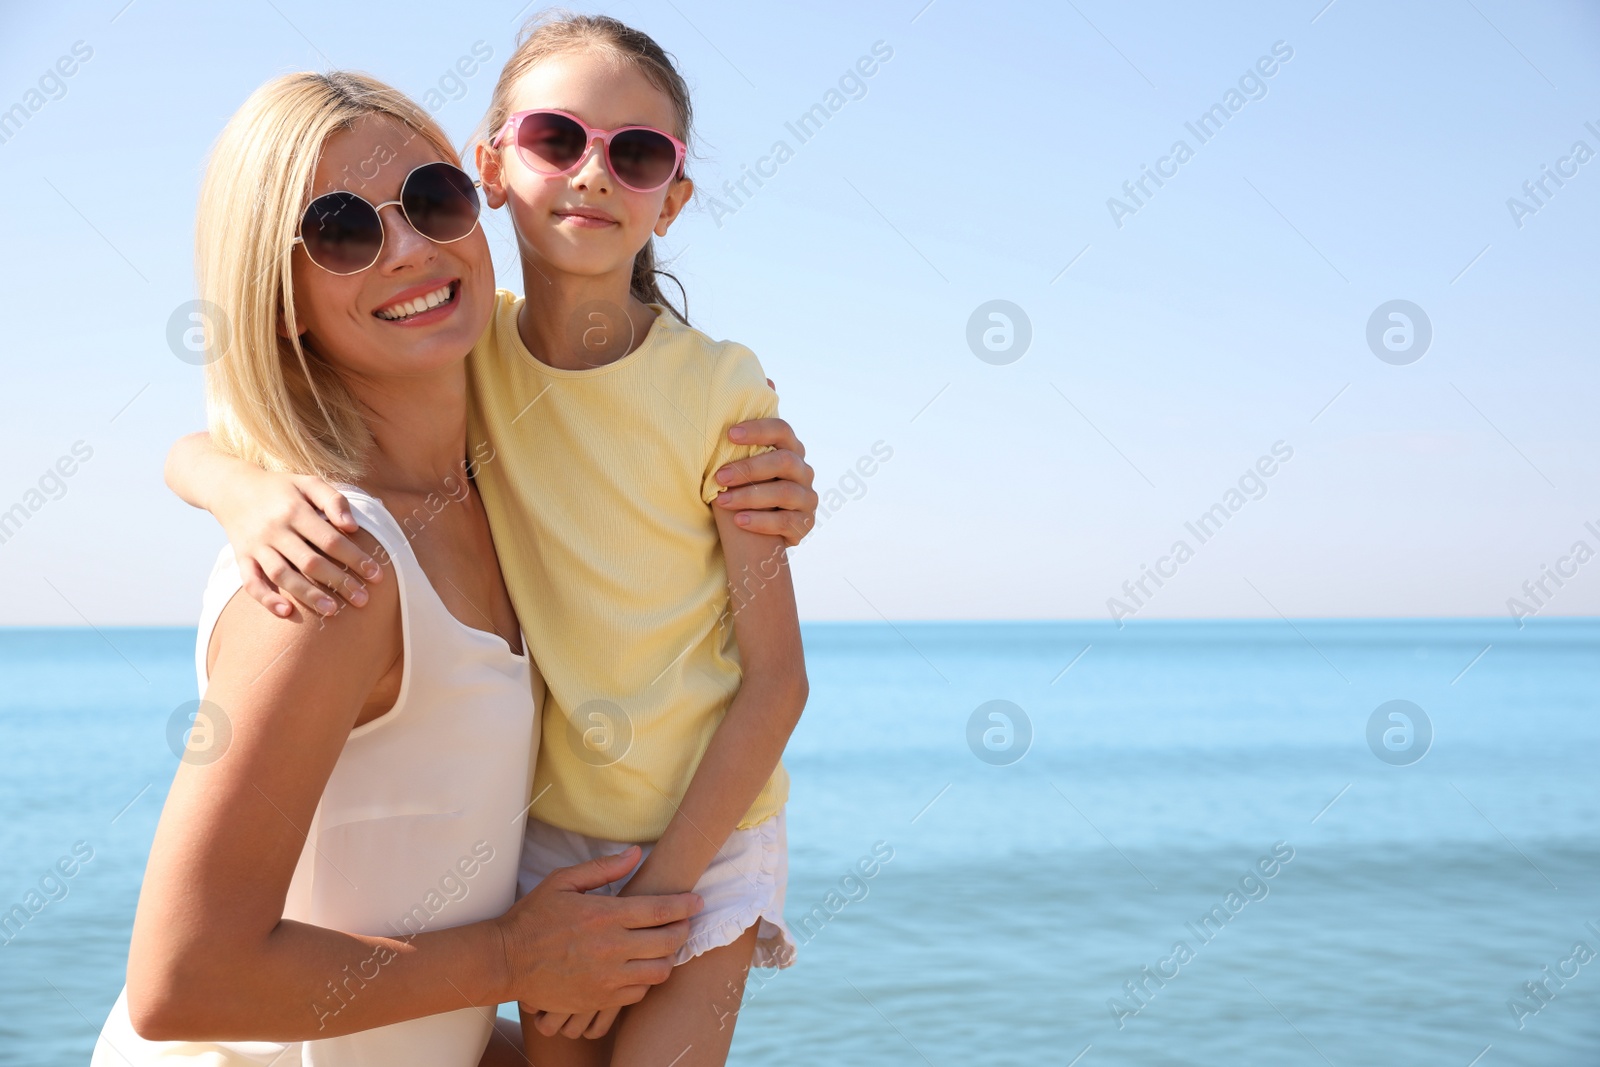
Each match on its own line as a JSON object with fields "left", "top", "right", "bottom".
{"left": 475, "top": 141, "right": 508, "bottom": 210}
{"left": 275, "top": 304, "right": 305, "bottom": 341}
{"left": 654, "top": 177, "right": 694, "bottom": 238}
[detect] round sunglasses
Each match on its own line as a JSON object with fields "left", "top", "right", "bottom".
{"left": 491, "top": 108, "right": 686, "bottom": 194}
{"left": 292, "top": 161, "right": 482, "bottom": 276}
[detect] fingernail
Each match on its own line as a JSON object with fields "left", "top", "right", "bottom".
{"left": 274, "top": 603, "right": 291, "bottom": 617}
{"left": 361, "top": 561, "right": 380, "bottom": 579}
{"left": 729, "top": 426, "right": 747, "bottom": 442}
{"left": 317, "top": 597, "right": 337, "bottom": 614}
{"left": 350, "top": 588, "right": 368, "bottom": 607}
{"left": 716, "top": 469, "right": 734, "bottom": 485}
{"left": 736, "top": 513, "right": 752, "bottom": 526}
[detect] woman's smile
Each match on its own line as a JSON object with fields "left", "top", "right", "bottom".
{"left": 371, "top": 278, "right": 461, "bottom": 326}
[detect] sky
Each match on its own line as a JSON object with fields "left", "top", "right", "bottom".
{"left": 1, "top": 0, "right": 1597, "bottom": 625}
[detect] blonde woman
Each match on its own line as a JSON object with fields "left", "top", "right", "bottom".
{"left": 92, "top": 71, "right": 814, "bottom": 1067}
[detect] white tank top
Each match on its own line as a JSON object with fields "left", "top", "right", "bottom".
{"left": 93, "top": 489, "right": 541, "bottom": 1067}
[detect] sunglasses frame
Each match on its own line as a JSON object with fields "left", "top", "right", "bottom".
{"left": 491, "top": 108, "right": 687, "bottom": 193}
{"left": 292, "top": 161, "right": 483, "bottom": 276}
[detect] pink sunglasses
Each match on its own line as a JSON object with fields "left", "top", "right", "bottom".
{"left": 491, "top": 108, "right": 686, "bottom": 193}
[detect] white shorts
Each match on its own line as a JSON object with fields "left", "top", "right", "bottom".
{"left": 516, "top": 808, "right": 797, "bottom": 970}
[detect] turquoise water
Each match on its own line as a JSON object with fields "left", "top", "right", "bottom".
{"left": 2, "top": 620, "right": 1596, "bottom": 1065}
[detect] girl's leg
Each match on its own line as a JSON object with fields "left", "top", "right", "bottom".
{"left": 517, "top": 1003, "right": 615, "bottom": 1067}
{"left": 478, "top": 1015, "right": 530, "bottom": 1067}
{"left": 608, "top": 924, "right": 760, "bottom": 1067}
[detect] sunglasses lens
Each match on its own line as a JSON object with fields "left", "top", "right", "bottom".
{"left": 403, "top": 162, "right": 481, "bottom": 244}
{"left": 608, "top": 129, "right": 679, "bottom": 190}
{"left": 516, "top": 111, "right": 589, "bottom": 172}
{"left": 299, "top": 192, "right": 383, "bottom": 274}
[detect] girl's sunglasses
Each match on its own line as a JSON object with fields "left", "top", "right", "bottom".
{"left": 491, "top": 109, "right": 686, "bottom": 194}
{"left": 292, "top": 161, "right": 482, "bottom": 275}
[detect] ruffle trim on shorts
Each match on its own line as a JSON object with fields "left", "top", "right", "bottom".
{"left": 676, "top": 903, "right": 797, "bottom": 970}
{"left": 672, "top": 818, "right": 797, "bottom": 970}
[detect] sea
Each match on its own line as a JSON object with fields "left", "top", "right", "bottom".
{"left": 1, "top": 619, "right": 1596, "bottom": 1065}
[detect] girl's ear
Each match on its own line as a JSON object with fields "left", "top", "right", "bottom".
{"left": 475, "top": 141, "right": 508, "bottom": 209}
{"left": 653, "top": 176, "right": 694, "bottom": 238}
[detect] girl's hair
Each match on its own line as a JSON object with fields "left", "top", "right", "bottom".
{"left": 197, "top": 71, "right": 461, "bottom": 481}
{"left": 476, "top": 10, "right": 694, "bottom": 324}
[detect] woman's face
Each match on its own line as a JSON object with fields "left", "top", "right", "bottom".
{"left": 288, "top": 114, "right": 495, "bottom": 381}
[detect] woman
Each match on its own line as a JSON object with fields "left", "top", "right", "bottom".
{"left": 92, "top": 71, "right": 816, "bottom": 1066}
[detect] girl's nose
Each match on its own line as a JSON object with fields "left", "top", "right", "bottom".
{"left": 571, "top": 139, "right": 612, "bottom": 192}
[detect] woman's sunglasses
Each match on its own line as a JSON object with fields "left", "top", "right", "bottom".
{"left": 292, "top": 161, "right": 482, "bottom": 276}
{"left": 491, "top": 109, "right": 686, "bottom": 194}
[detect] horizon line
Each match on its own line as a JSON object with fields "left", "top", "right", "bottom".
{"left": 1, "top": 614, "right": 1596, "bottom": 631}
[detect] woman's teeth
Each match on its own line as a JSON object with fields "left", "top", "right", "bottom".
{"left": 375, "top": 283, "right": 453, "bottom": 321}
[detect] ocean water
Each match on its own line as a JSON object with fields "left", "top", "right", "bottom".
{"left": 1, "top": 620, "right": 1596, "bottom": 1065}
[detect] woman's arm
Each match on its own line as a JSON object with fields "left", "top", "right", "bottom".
{"left": 165, "top": 432, "right": 381, "bottom": 617}
{"left": 621, "top": 510, "right": 808, "bottom": 898}
{"left": 710, "top": 417, "right": 818, "bottom": 547}
{"left": 126, "top": 549, "right": 702, "bottom": 1041}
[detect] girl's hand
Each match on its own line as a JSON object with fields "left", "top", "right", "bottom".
{"left": 217, "top": 469, "right": 381, "bottom": 618}
{"left": 582, "top": 1006, "right": 622, "bottom": 1039}
{"left": 712, "top": 412, "right": 817, "bottom": 547}
{"left": 165, "top": 432, "right": 381, "bottom": 618}
{"left": 526, "top": 1007, "right": 617, "bottom": 1040}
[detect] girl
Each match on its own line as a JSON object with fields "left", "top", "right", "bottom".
{"left": 170, "top": 13, "right": 811, "bottom": 1066}
{"left": 475, "top": 17, "right": 805, "bottom": 1063}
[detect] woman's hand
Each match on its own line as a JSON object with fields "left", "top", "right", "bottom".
{"left": 502, "top": 847, "right": 701, "bottom": 1017}
{"left": 711, "top": 414, "right": 817, "bottom": 547}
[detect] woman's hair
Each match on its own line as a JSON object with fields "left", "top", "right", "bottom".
{"left": 476, "top": 10, "right": 694, "bottom": 324}
{"left": 197, "top": 71, "right": 460, "bottom": 481}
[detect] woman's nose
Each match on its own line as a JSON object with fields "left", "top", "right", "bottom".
{"left": 377, "top": 203, "right": 435, "bottom": 267}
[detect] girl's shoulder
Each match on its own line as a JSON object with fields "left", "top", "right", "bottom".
{"left": 646, "top": 305, "right": 767, "bottom": 382}
{"left": 463, "top": 289, "right": 528, "bottom": 383}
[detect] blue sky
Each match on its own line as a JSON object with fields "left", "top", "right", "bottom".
{"left": 1, "top": 0, "right": 1597, "bottom": 624}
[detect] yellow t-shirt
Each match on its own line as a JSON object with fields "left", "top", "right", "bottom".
{"left": 465, "top": 290, "right": 789, "bottom": 842}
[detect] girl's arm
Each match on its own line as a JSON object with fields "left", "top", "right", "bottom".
{"left": 126, "top": 539, "right": 703, "bottom": 1041}
{"left": 709, "top": 416, "right": 818, "bottom": 545}
{"left": 531, "top": 512, "right": 806, "bottom": 1041}
{"left": 166, "top": 420, "right": 818, "bottom": 618}
{"left": 621, "top": 510, "right": 808, "bottom": 899}
{"left": 165, "top": 432, "right": 379, "bottom": 618}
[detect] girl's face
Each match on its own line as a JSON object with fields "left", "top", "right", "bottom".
{"left": 287, "top": 114, "right": 495, "bottom": 381}
{"left": 477, "top": 50, "right": 694, "bottom": 282}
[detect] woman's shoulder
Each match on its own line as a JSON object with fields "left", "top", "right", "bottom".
{"left": 205, "top": 528, "right": 401, "bottom": 696}
{"left": 228, "top": 483, "right": 403, "bottom": 634}
{"left": 331, "top": 485, "right": 407, "bottom": 548}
